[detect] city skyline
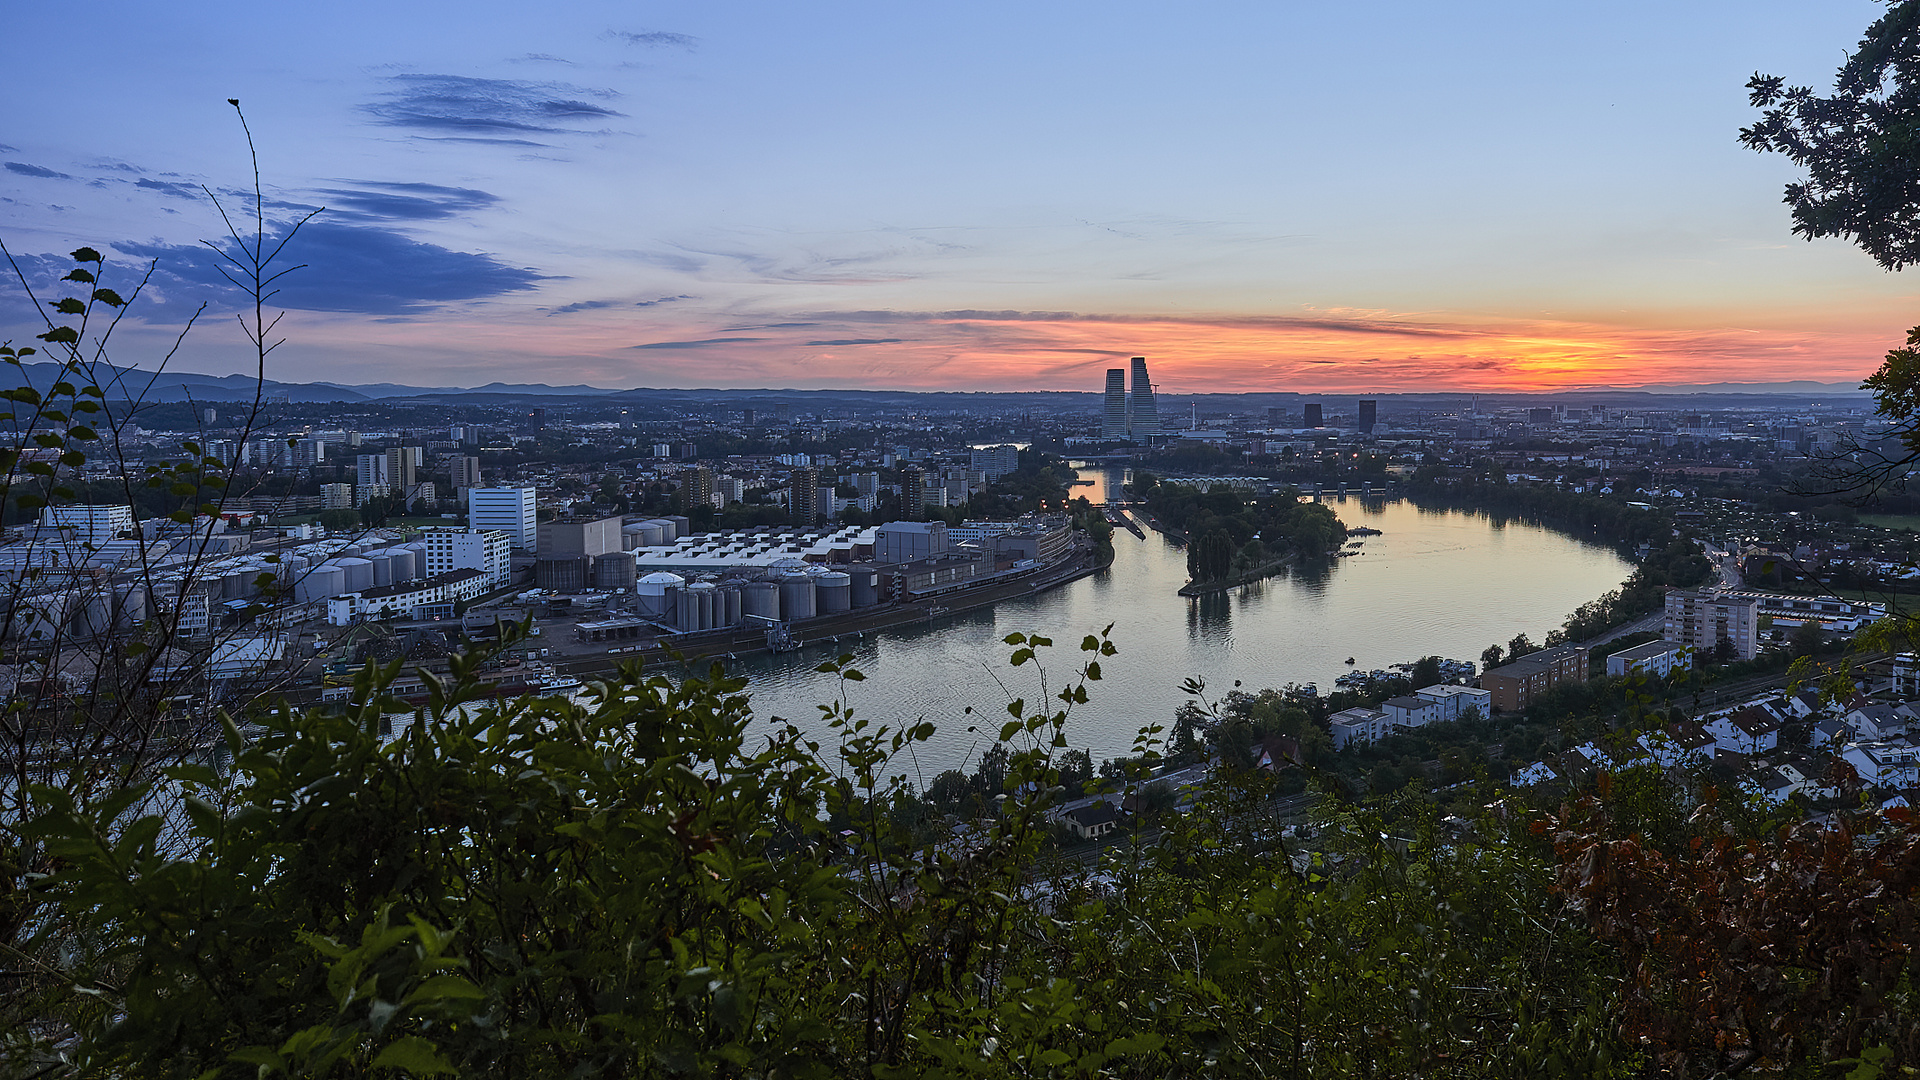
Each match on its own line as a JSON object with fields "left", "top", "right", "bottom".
{"left": 3, "top": 0, "right": 1911, "bottom": 394}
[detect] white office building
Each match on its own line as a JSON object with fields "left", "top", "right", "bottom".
{"left": 423, "top": 528, "right": 513, "bottom": 587}
{"left": 40, "top": 505, "right": 134, "bottom": 545}
{"left": 467, "top": 486, "right": 537, "bottom": 550}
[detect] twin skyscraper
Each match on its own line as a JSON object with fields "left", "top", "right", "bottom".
{"left": 1101, "top": 356, "right": 1160, "bottom": 441}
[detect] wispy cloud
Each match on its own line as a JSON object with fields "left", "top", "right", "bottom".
{"left": 610, "top": 29, "right": 697, "bottom": 49}
{"left": 5, "top": 162, "right": 72, "bottom": 180}
{"left": 362, "top": 74, "right": 624, "bottom": 137}
{"left": 548, "top": 293, "right": 693, "bottom": 315}
{"left": 632, "top": 337, "right": 766, "bottom": 349}
{"left": 311, "top": 180, "right": 499, "bottom": 221}
{"left": 805, "top": 338, "right": 904, "bottom": 346}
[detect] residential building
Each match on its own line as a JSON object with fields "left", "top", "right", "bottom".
{"left": 900, "top": 466, "right": 927, "bottom": 519}
{"left": 1703, "top": 705, "right": 1782, "bottom": 756}
{"left": 1481, "top": 644, "right": 1589, "bottom": 712}
{"left": 716, "top": 475, "right": 745, "bottom": 505}
{"left": 1357, "top": 399, "right": 1377, "bottom": 435}
{"left": 1841, "top": 737, "right": 1920, "bottom": 789}
{"left": 790, "top": 466, "right": 820, "bottom": 524}
{"left": 320, "top": 484, "right": 354, "bottom": 510}
{"left": 355, "top": 453, "right": 389, "bottom": 492}
{"left": 1605, "top": 639, "right": 1691, "bottom": 679}
{"left": 683, "top": 467, "right": 715, "bottom": 510}
{"left": 1664, "top": 588, "right": 1759, "bottom": 660}
{"left": 1064, "top": 802, "right": 1123, "bottom": 840}
{"left": 450, "top": 455, "right": 482, "bottom": 493}
{"left": 1328, "top": 706, "right": 1390, "bottom": 749}
{"left": 467, "top": 486, "right": 537, "bottom": 550}
{"left": 421, "top": 528, "right": 513, "bottom": 587}
{"left": 969, "top": 444, "right": 1020, "bottom": 480}
{"left": 386, "top": 446, "right": 423, "bottom": 492}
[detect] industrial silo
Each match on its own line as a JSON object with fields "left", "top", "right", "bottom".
{"left": 742, "top": 580, "right": 780, "bottom": 621}
{"left": 779, "top": 571, "right": 816, "bottom": 621}
{"left": 849, "top": 568, "right": 879, "bottom": 607}
{"left": 337, "top": 557, "right": 375, "bottom": 593}
{"left": 367, "top": 550, "right": 395, "bottom": 586}
{"left": 665, "top": 515, "right": 691, "bottom": 539}
{"left": 642, "top": 518, "right": 677, "bottom": 544}
{"left": 222, "top": 561, "right": 258, "bottom": 600}
{"left": 688, "top": 582, "right": 716, "bottom": 631}
{"left": 594, "top": 551, "right": 637, "bottom": 590}
{"left": 298, "top": 563, "right": 348, "bottom": 603}
{"left": 715, "top": 584, "right": 742, "bottom": 628}
{"left": 815, "top": 571, "right": 851, "bottom": 614}
{"left": 112, "top": 582, "right": 149, "bottom": 631}
{"left": 380, "top": 547, "right": 418, "bottom": 583}
{"left": 637, "top": 572, "right": 685, "bottom": 617}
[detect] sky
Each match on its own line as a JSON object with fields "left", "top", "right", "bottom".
{"left": 3, "top": 0, "right": 1916, "bottom": 394}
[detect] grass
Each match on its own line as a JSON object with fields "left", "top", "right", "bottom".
{"left": 1860, "top": 514, "right": 1920, "bottom": 531}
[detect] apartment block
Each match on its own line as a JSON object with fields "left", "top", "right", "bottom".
{"left": 1482, "top": 644, "right": 1589, "bottom": 713}
{"left": 1664, "top": 588, "right": 1760, "bottom": 660}
{"left": 421, "top": 529, "right": 513, "bottom": 586}
{"left": 467, "top": 486, "right": 537, "bottom": 550}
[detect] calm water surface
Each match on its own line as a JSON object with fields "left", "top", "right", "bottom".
{"left": 721, "top": 470, "right": 1631, "bottom": 778}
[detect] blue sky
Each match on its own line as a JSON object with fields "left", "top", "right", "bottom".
{"left": 3, "top": 0, "right": 1912, "bottom": 392}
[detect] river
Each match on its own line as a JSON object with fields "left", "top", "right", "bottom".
{"left": 720, "top": 467, "right": 1634, "bottom": 781}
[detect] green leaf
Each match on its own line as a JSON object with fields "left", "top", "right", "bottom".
{"left": 49, "top": 298, "right": 86, "bottom": 315}
{"left": 62, "top": 268, "right": 95, "bottom": 283}
{"left": 37, "top": 326, "right": 78, "bottom": 344}
{"left": 371, "top": 1036, "right": 457, "bottom": 1074}
{"left": 71, "top": 246, "right": 103, "bottom": 263}
{"left": 91, "top": 288, "right": 126, "bottom": 307}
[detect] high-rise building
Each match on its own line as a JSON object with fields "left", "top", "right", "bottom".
{"left": 1129, "top": 357, "right": 1160, "bottom": 438}
{"left": 467, "top": 486, "right": 537, "bottom": 550}
{"left": 1101, "top": 369, "right": 1129, "bottom": 439}
{"left": 423, "top": 528, "right": 513, "bottom": 587}
{"left": 450, "top": 455, "right": 482, "bottom": 493}
{"left": 716, "top": 475, "right": 745, "bottom": 505}
{"left": 320, "top": 484, "right": 354, "bottom": 510}
{"left": 789, "top": 466, "right": 820, "bottom": 524}
{"left": 683, "top": 466, "right": 715, "bottom": 510}
{"left": 969, "top": 444, "right": 1020, "bottom": 480}
{"left": 292, "top": 438, "right": 326, "bottom": 469}
{"left": 1358, "top": 400, "right": 1377, "bottom": 435}
{"left": 901, "top": 466, "right": 931, "bottom": 519}
{"left": 386, "top": 446, "right": 423, "bottom": 492}
{"left": 356, "top": 453, "right": 389, "bottom": 491}
{"left": 529, "top": 408, "right": 547, "bottom": 431}
{"left": 1304, "top": 403, "right": 1323, "bottom": 428}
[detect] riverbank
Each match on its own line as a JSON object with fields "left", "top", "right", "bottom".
{"left": 555, "top": 539, "right": 1116, "bottom": 679}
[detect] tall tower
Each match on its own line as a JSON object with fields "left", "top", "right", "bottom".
{"left": 1129, "top": 357, "right": 1160, "bottom": 439}
{"left": 1101, "top": 369, "right": 1130, "bottom": 439}
{"left": 1358, "top": 399, "right": 1377, "bottom": 435}
{"left": 789, "top": 467, "right": 820, "bottom": 525}
{"left": 1303, "top": 403, "right": 1323, "bottom": 428}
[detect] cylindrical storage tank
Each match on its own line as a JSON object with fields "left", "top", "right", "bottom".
{"left": 222, "top": 563, "right": 255, "bottom": 600}
{"left": 648, "top": 518, "right": 679, "bottom": 544}
{"left": 113, "top": 583, "right": 149, "bottom": 630}
{"left": 742, "top": 580, "right": 781, "bottom": 621}
{"left": 815, "top": 571, "right": 851, "bottom": 614}
{"left": 687, "top": 582, "right": 715, "bottom": 631}
{"left": 336, "top": 557, "right": 374, "bottom": 592}
{"left": 849, "top": 568, "right": 879, "bottom": 608}
{"left": 297, "top": 564, "right": 348, "bottom": 603}
{"left": 720, "top": 584, "right": 742, "bottom": 628}
{"left": 594, "top": 551, "right": 637, "bottom": 591}
{"left": 675, "top": 586, "right": 700, "bottom": 633}
{"left": 636, "top": 572, "right": 684, "bottom": 616}
{"left": 779, "top": 572, "right": 816, "bottom": 621}
{"left": 636, "top": 523, "right": 666, "bottom": 547}
{"left": 368, "top": 551, "right": 394, "bottom": 587}
{"left": 666, "top": 515, "right": 691, "bottom": 539}
{"left": 394, "top": 547, "right": 420, "bottom": 582}
{"left": 339, "top": 544, "right": 367, "bottom": 558}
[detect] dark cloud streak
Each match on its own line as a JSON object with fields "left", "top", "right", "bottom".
{"left": 6, "top": 162, "right": 72, "bottom": 179}
{"left": 362, "top": 74, "right": 624, "bottom": 137}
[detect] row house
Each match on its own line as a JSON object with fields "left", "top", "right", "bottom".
{"left": 1482, "top": 645, "right": 1588, "bottom": 713}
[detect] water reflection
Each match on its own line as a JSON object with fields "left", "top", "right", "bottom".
{"left": 727, "top": 483, "right": 1634, "bottom": 776}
